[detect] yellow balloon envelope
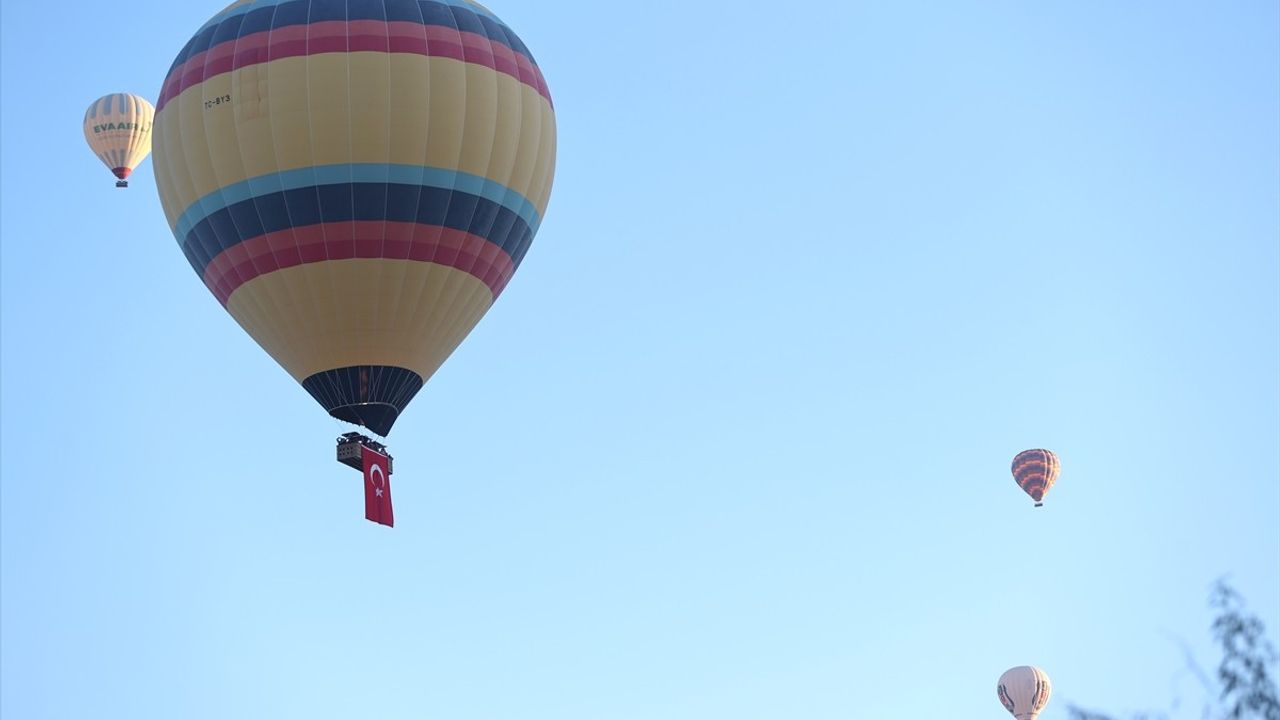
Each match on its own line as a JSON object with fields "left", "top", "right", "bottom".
{"left": 152, "top": 0, "right": 556, "bottom": 436}
{"left": 84, "top": 93, "right": 154, "bottom": 187}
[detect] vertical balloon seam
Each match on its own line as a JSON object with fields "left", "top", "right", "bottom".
{"left": 445, "top": 11, "right": 483, "bottom": 390}
{"left": 449, "top": 8, "right": 510, "bottom": 387}
{"left": 124, "top": 97, "right": 149, "bottom": 172}
{"left": 391, "top": 1, "right": 431, "bottom": 410}
{"left": 158, "top": 86, "right": 187, "bottom": 228}
{"left": 354, "top": 13, "right": 393, "bottom": 422}
{"left": 377, "top": 18, "right": 404, "bottom": 420}
{"left": 235, "top": 8, "right": 298, "bottom": 390}
{"left": 232, "top": 9, "right": 305, "bottom": 392}
{"left": 206, "top": 49, "right": 283, "bottom": 381}
{"left": 334, "top": 5, "right": 363, "bottom": 410}
{"left": 168, "top": 85, "right": 208, "bottom": 295}
{"left": 151, "top": 98, "right": 174, "bottom": 233}
{"left": 209, "top": 19, "right": 291, "bottom": 391}
{"left": 251, "top": 10, "right": 320, "bottom": 388}
{"left": 396, "top": 23, "right": 433, "bottom": 400}
{"left": 123, "top": 100, "right": 138, "bottom": 173}
{"left": 219, "top": 21, "right": 266, "bottom": 377}
{"left": 138, "top": 100, "right": 155, "bottom": 173}
{"left": 1040, "top": 450, "right": 1049, "bottom": 498}
{"left": 440, "top": 48, "right": 524, "bottom": 382}
{"left": 499, "top": 81, "right": 543, "bottom": 292}
{"left": 491, "top": 61, "right": 528, "bottom": 308}
{"left": 127, "top": 93, "right": 145, "bottom": 171}
{"left": 271, "top": 16, "right": 340, "bottom": 404}
{"left": 421, "top": 82, "right": 496, "bottom": 383}
{"left": 117, "top": 99, "right": 133, "bottom": 172}
{"left": 306, "top": 4, "right": 353, "bottom": 414}
{"left": 371, "top": 14, "right": 396, "bottom": 419}
{"left": 431, "top": 13, "right": 481, "bottom": 410}
{"left": 349, "top": 26, "right": 401, "bottom": 431}
{"left": 474, "top": 9, "right": 508, "bottom": 290}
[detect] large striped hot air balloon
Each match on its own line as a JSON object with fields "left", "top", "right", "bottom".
{"left": 84, "top": 93, "right": 154, "bottom": 188}
{"left": 152, "top": 0, "right": 556, "bottom": 437}
{"left": 997, "top": 665, "right": 1052, "bottom": 720}
{"left": 1011, "top": 449, "right": 1060, "bottom": 507}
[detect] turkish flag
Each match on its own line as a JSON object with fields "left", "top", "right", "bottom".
{"left": 362, "top": 445, "right": 394, "bottom": 527}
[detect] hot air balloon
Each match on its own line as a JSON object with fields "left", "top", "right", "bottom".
{"left": 997, "top": 665, "right": 1052, "bottom": 719}
{"left": 1011, "top": 449, "right": 1060, "bottom": 507}
{"left": 152, "top": 0, "right": 555, "bottom": 442}
{"left": 84, "top": 93, "right": 154, "bottom": 187}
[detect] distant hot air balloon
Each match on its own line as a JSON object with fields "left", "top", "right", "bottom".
{"left": 1011, "top": 449, "right": 1060, "bottom": 507}
{"left": 84, "top": 93, "right": 154, "bottom": 188}
{"left": 997, "top": 665, "right": 1052, "bottom": 719}
{"left": 152, "top": 0, "right": 556, "bottom": 441}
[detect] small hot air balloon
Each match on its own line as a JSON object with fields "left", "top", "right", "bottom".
{"left": 998, "top": 665, "right": 1052, "bottom": 720}
{"left": 83, "top": 93, "right": 154, "bottom": 188}
{"left": 1011, "top": 449, "right": 1060, "bottom": 507}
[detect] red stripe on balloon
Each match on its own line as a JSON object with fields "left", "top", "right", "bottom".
{"left": 158, "top": 20, "right": 550, "bottom": 111}
{"left": 202, "top": 221, "right": 515, "bottom": 306}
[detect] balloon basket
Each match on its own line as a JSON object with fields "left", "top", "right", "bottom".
{"left": 116, "top": 180, "right": 128, "bottom": 188}
{"left": 1034, "top": 502, "right": 1043, "bottom": 508}
{"left": 336, "top": 432, "right": 393, "bottom": 474}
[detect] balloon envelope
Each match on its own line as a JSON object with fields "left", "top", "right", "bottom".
{"left": 1011, "top": 449, "right": 1060, "bottom": 505}
{"left": 152, "top": 0, "right": 556, "bottom": 436}
{"left": 997, "top": 665, "right": 1052, "bottom": 719}
{"left": 84, "top": 93, "right": 154, "bottom": 185}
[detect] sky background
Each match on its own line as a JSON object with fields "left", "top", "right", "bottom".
{"left": 2, "top": 1, "right": 1278, "bottom": 718}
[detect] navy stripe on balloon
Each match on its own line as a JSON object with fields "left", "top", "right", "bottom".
{"left": 302, "top": 365, "right": 425, "bottom": 436}
{"left": 180, "top": 182, "right": 535, "bottom": 279}
{"left": 165, "top": 0, "right": 538, "bottom": 81}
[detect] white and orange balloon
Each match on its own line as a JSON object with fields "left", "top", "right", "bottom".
{"left": 83, "top": 92, "right": 154, "bottom": 185}
{"left": 83, "top": 93, "right": 154, "bottom": 188}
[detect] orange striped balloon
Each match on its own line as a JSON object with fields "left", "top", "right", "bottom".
{"left": 1011, "top": 449, "right": 1060, "bottom": 507}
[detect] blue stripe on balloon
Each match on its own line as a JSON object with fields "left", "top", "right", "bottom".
{"left": 178, "top": 180, "right": 536, "bottom": 281}
{"left": 166, "top": 0, "right": 535, "bottom": 80}
{"left": 197, "top": 0, "right": 506, "bottom": 36}
{"left": 174, "top": 164, "right": 542, "bottom": 242}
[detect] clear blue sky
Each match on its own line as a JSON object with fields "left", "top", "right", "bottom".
{"left": 2, "top": 2, "right": 1277, "bottom": 718}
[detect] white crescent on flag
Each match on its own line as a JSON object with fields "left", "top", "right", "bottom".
{"left": 367, "top": 462, "right": 386, "bottom": 497}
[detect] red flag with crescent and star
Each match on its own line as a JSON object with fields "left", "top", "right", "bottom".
{"left": 362, "top": 445, "right": 394, "bottom": 527}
